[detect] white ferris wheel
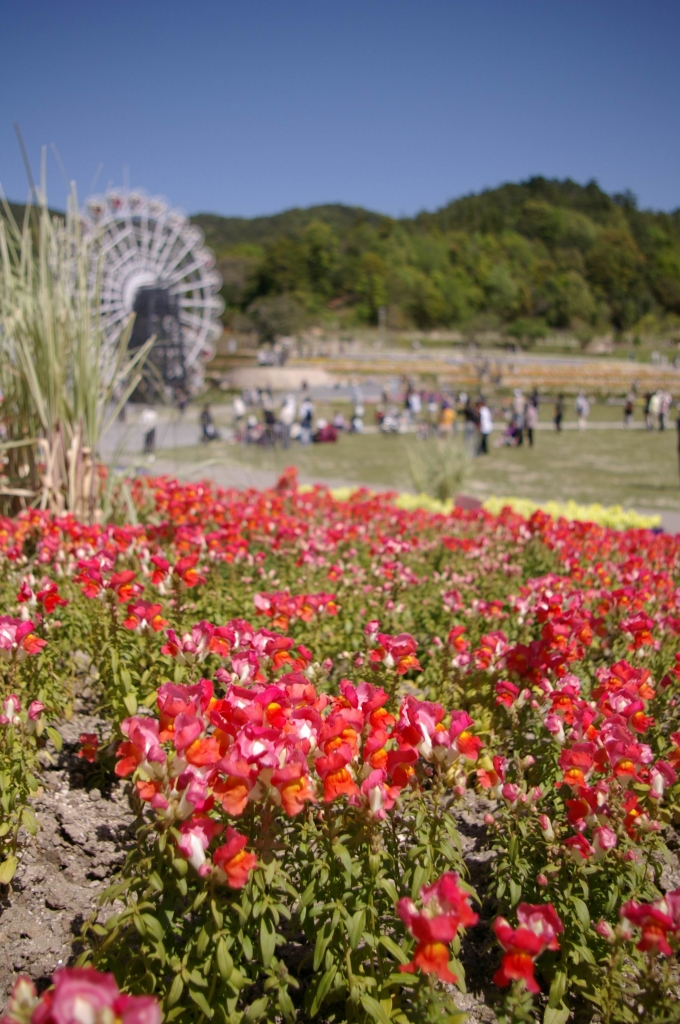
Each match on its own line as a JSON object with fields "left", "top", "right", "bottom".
{"left": 82, "top": 189, "right": 224, "bottom": 395}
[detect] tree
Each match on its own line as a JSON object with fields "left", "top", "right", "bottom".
{"left": 246, "top": 294, "right": 306, "bottom": 343}
{"left": 585, "top": 230, "right": 645, "bottom": 330}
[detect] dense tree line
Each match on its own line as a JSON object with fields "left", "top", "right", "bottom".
{"left": 194, "top": 178, "right": 680, "bottom": 343}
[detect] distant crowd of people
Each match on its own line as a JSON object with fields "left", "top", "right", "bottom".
{"left": 227, "top": 385, "right": 365, "bottom": 448}
{"left": 137, "top": 379, "right": 680, "bottom": 487}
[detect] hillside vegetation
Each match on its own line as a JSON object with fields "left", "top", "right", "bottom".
{"left": 192, "top": 177, "right": 680, "bottom": 342}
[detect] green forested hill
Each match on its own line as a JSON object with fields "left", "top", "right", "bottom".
{"left": 194, "top": 204, "right": 390, "bottom": 251}
{"left": 192, "top": 177, "right": 680, "bottom": 340}
{"left": 7, "top": 181, "right": 679, "bottom": 340}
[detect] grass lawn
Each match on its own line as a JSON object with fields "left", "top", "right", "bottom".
{"left": 155, "top": 424, "right": 680, "bottom": 512}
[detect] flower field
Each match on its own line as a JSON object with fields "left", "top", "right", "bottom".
{"left": 1, "top": 469, "right": 680, "bottom": 1024}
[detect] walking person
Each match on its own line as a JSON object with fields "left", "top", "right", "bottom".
{"left": 623, "top": 392, "right": 634, "bottom": 428}
{"left": 478, "top": 397, "right": 493, "bottom": 454}
{"left": 554, "top": 394, "right": 564, "bottom": 432}
{"left": 525, "top": 400, "right": 537, "bottom": 447}
{"left": 575, "top": 392, "right": 590, "bottom": 431}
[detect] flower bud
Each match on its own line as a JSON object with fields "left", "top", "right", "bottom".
{"left": 538, "top": 814, "right": 554, "bottom": 840}
{"left": 595, "top": 919, "right": 614, "bottom": 941}
{"left": 483, "top": 813, "right": 495, "bottom": 826}
{"left": 537, "top": 873, "right": 549, "bottom": 887}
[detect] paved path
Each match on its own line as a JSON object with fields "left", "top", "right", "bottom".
{"left": 101, "top": 407, "right": 658, "bottom": 458}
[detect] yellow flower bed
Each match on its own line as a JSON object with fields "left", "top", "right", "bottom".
{"left": 298, "top": 485, "right": 661, "bottom": 530}
{"left": 482, "top": 496, "right": 660, "bottom": 530}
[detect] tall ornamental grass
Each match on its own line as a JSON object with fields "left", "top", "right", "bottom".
{"left": 0, "top": 162, "right": 153, "bottom": 519}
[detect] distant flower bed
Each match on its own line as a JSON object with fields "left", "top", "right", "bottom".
{"left": 313, "top": 486, "right": 663, "bottom": 531}
{"left": 482, "top": 496, "right": 661, "bottom": 531}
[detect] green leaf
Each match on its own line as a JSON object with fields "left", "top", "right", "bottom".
{"left": 211, "top": 899, "right": 224, "bottom": 929}
{"left": 141, "top": 914, "right": 164, "bottom": 942}
{"left": 313, "top": 917, "right": 335, "bottom": 971}
{"left": 21, "top": 807, "right": 38, "bottom": 835}
{"left": 410, "top": 864, "right": 429, "bottom": 900}
{"left": 347, "top": 909, "right": 365, "bottom": 950}
{"left": 360, "top": 994, "right": 392, "bottom": 1024}
{"left": 46, "top": 726, "right": 62, "bottom": 752}
{"left": 189, "top": 989, "right": 214, "bottom": 1018}
{"left": 310, "top": 965, "right": 337, "bottom": 1016}
{"left": 217, "top": 937, "right": 234, "bottom": 979}
{"left": 378, "top": 877, "right": 398, "bottom": 903}
{"left": 197, "top": 926, "right": 210, "bottom": 957}
{"left": 166, "top": 974, "right": 184, "bottom": 1008}
{"left": 544, "top": 1006, "right": 570, "bottom": 1024}
{"left": 244, "top": 996, "right": 268, "bottom": 1022}
{"left": 149, "top": 871, "right": 164, "bottom": 893}
{"left": 0, "top": 856, "right": 18, "bottom": 884}
{"left": 123, "top": 692, "right": 138, "bottom": 716}
{"left": 548, "top": 971, "right": 568, "bottom": 1008}
{"left": 299, "top": 880, "right": 315, "bottom": 908}
{"left": 260, "top": 916, "right": 276, "bottom": 968}
{"left": 378, "top": 935, "right": 409, "bottom": 965}
{"left": 332, "top": 841, "right": 353, "bottom": 875}
{"left": 509, "top": 878, "right": 522, "bottom": 906}
{"left": 572, "top": 896, "right": 591, "bottom": 930}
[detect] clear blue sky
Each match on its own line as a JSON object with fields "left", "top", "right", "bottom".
{"left": 2, "top": 0, "right": 679, "bottom": 218}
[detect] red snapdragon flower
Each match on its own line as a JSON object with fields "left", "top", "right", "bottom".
{"left": 1, "top": 967, "right": 160, "bottom": 1024}
{"left": 77, "top": 733, "right": 99, "bottom": 763}
{"left": 621, "top": 890, "right": 680, "bottom": 956}
{"left": 213, "top": 826, "right": 258, "bottom": 888}
{"left": 0, "top": 616, "right": 46, "bottom": 661}
{"left": 493, "top": 903, "right": 563, "bottom": 993}
{"left": 123, "top": 600, "right": 168, "bottom": 633}
{"left": 36, "top": 581, "right": 68, "bottom": 614}
{"left": 397, "top": 872, "right": 478, "bottom": 983}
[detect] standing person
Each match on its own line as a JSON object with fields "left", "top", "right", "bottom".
{"left": 279, "top": 395, "right": 296, "bottom": 449}
{"left": 512, "top": 388, "right": 525, "bottom": 443}
{"left": 575, "top": 392, "right": 590, "bottom": 431}
{"left": 623, "top": 391, "right": 634, "bottom": 428}
{"left": 200, "top": 404, "right": 218, "bottom": 442}
{"left": 141, "top": 406, "right": 158, "bottom": 455}
{"left": 462, "top": 396, "right": 476, "bottom": 450}
{"left": 514, "top": 403, "right": 525, "bottom": 446}
{"left": 299, "top": 395, "right": 314, "bottom": 445}
{"left": 644, "top": 392, "right": 654, "bottom": 430}
{"left": 439, "top": 399, "right": 455, "bottom": 437}
{"left": 554, "top": 394, "right": 564, "bottom": 432}
{"left": 649, "top": 390, "right": 661, "bottom": 430}
{"left": 233, "top": 393, "right": 246, "bottom": 436}
{"left": 660, "top": 390, "right": 671, "bottom": 431}
{"left": 478, "top": 397, "right": 493, "bottom": 454}
{"left": 525, "top": 400, "right": 537, "bottom": 447}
